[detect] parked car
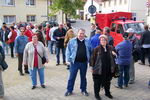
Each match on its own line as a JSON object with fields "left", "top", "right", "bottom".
{"left": 67, "top": 18, "right": 76, "bottom": 23}
{"left": 42, "top": 21, "right": 58, "bottom": 27}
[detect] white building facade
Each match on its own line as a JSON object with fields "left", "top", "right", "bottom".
{"left": 146, "top": 0, "right": 150, "bottom": 25}
{"left": 84, "top": 0, "right": 102, "bottom": 20}
{"left": 102, "top": 0, "right": 147, "bottom": 22}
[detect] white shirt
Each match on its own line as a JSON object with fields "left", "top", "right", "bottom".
{"left": 49, "top": 27, "right": 58, "bottom": 41}
{"left": 8, "top": 31, "right": 12, "bottom": 39}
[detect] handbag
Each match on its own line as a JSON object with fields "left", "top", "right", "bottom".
{"left": 1, "top": 60, "right": 8, "bottom": 71}
{"left": 33, "top": 44, "right": 46, "bottom": 64}
{"left": 0, "top": 53, "right": 8, "bottom": 71}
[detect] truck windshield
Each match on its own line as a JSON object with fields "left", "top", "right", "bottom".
{"left": 124, "top": 23, "right": 144, "bottom": 34}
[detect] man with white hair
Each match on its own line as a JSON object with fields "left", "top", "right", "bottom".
{"left": 65, "top": 28, "right": 90, "bottom": 96}
{"left": 126, "top": 28, "right": 136, "bottom": 84}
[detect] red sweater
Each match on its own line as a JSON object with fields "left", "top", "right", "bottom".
{"left": 9, "top": 30, "right": 17, "bottom": 43}
{"left": 25, "top": 29, "right": 33, "bottom": 41}
{"left": 46, "top": 28, "right": 50, "bottom": 41}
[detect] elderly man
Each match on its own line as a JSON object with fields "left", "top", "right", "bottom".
{"left": 53, "top": 24, "right": 67, "bottom": 66}
{"left": 65, "top": 28, "right": 90, "bottom": 96}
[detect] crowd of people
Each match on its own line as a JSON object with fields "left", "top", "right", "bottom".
{"left": 0, "top": 21, "right": 150, "bottom": 100}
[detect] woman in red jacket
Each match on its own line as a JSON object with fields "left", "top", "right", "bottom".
{"left": 8, "top": 26, "right": 17, "bottom": 58}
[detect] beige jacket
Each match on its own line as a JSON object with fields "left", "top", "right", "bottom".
{"left": 23, "top": 41, "right": 48, "bottom": 69}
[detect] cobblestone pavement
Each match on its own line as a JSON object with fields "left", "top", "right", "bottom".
{"left": 2, "top": 51, "right": 150, "bottom": 100}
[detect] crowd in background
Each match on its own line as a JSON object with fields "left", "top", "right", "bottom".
{"left": 0, "top": 21, "right": 150, "bottom": 100}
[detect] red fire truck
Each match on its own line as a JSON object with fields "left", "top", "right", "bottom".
{"left": 96, "top": 12, "right": 145, "bottom": 46}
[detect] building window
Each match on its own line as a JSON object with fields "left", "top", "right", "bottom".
{"left": 109, "top": 1, "right": 111, "bottom": 7}
{"left": 119, "top": 0, "right": 122, "bottom": 5}
{"left": 26, "top": 0, "right": 35, "bottom": 5}
{"left": 114, "top": 0, "right": 116, "bottom": 5}
{"left": 124, "top": 0, "right": 127, "bottom": 4}
{"left": 27, "top": 15, "right": 36, "bottom": 22}
{"left": 4, "top": 16, "right": 16, "bottom": 24}
{"left": 3, "top": 0, "right": 15, "bottom": 6}
{"left": 104, "top": 2, "right": 106, "bottom": 8}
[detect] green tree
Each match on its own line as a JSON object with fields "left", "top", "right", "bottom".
{"left": 49, "top": 0, "right": 84, "bottom": 19}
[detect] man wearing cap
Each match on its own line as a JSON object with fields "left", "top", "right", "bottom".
{"left": 126, "top": 28, "right": 137, "bottom": 84}
{"left": 115, "top": 32, "right": 132, "bottom": 89}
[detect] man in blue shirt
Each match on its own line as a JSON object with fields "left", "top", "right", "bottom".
{"left": 15, "top": 27, "right": 28, "bottom": 75}
{"left": 115, "top": 32, "right": 132, "bottom": 89}
{"left": 90, "top": 30, "right": 101, "bottom": 51}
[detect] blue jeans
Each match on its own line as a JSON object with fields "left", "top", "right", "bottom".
{"left": 56, "top": 47, "right": 66, "bottom": 64}
{"left": 118, "top": 65, "right": 130, "bottom": 87}
{"left": 67, "top": 62, "right": 88, "bottom": 92}
{"left": 50, "top": 41, "right": 56, "bottom": 54}
{"left": 29, "top": 67, "right": 45, "bottom": 86}
{"left": 2, "top": 42, "right": 8, "bottom": 54}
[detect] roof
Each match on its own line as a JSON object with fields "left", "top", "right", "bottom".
{"left": 113, "top": 20, "right": 144, "bottom": 24}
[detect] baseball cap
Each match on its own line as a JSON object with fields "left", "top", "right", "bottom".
{"left": 126, "top": 28, "right": 135, "bottom": 33}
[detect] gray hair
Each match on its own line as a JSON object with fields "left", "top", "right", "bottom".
{"left": 103, "top": 27, "right": 110, "bottom": 33}
{"left": 78, "top": 28, "right": 85, "bottom": 33}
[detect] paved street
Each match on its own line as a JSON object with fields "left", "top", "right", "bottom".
{"left": 1, "top": 20, "right": 150, "bottom": 100}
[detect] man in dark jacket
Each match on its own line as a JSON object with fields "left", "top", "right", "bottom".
{"left": 53, "top": 24, "right": 67, "bottom": 66}
{"left": 140, "top": 25, "right": 150, "bottom": 66}
{"left": 0, "top": 26, "right": 9, "bottom": 55}
{"left": 90, "top": 24, "right": 96, "bottom": 38}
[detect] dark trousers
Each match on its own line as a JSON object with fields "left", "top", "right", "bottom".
{"left": 67, "top": 62, "right": 88, "bottom": 92}
{"left": 18, "top": 53, "right": 28, "bottom": 73}
{"left": 18, "top": 53, "right": 23, "bottom": 73}
{"left": 56, "top": 47, "right": 66, "bottom": 64}
{"left": 141, "top": 48, "right": 150, "bottom": 64}
{"left": 9, "top": 42, "right": 14, "bottom": 58}
{"left": 93, "top": 74, "right": 111, "bottom": 97}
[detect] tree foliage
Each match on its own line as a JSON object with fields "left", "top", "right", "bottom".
{"left": 49, "top": 0, "right": 84, "bottom": 17}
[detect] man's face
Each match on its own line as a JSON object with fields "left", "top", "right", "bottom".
{"left": 59, "top": 24, "right": 63, "bottom": 29}
{"left": 20, "top": 27, "right": 25, "bottom": 35}
{"left": 78, "top": 30, "right": 85, "bottom": 40}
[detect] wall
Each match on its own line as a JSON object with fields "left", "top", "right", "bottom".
{"left": 0, "top": 0, "right": 47, "bottom": 24}
{"left": 102, "top": 0, "right": 147, "bottom": 21}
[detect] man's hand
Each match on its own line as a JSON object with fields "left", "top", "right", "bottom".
{"left": 57, "top": 37, "right": 60, "bottom": 40}
{"left": 112, "top": 51, "right": 117, "bottom": 57}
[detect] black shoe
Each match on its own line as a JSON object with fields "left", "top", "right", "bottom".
{"left": 32, "top": 86, "right": 36, "bottom": 90}
{"left": 25, "top": 71, "right": 30, "bottom": 74}
{"left": 56, "top": 64, "right": 60, "bottom": 66}
{"left": 41, "top": 85, "right": 46, "bottom": 88}
{"left": 63, "top": 63, "right": 67, "bottom": 65}
{"left": 66, "top": 66, "right": 70, "bottom": 70}
{"left": 139, "top": 62, "right": 145, "bottom": 65}
{"left": 20, "top": 72, "right": 24, "bottom": 76}
{"left": 64, "top": 91, "right": 72, "bottom": 96}
{"left": 105, "top": 93, "right": 113, "bottom": 99}
{"left": 81, "top": 91, "right": 89, "bottom": 96}
{"left": 95, "top": 96, "right": 101, "bottom": 100}
{"left": 124, "top": 84, "right": 128, "bottom": 87}
{"left": 115, "top": 84, "right": 123, "bottom": 89}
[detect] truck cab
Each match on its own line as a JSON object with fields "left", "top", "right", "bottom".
{"left": 95, "top": 12, "right": 145, "bottom": 46}
{"left": 110, "top": 20, "right": 144, "bottom": 46}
